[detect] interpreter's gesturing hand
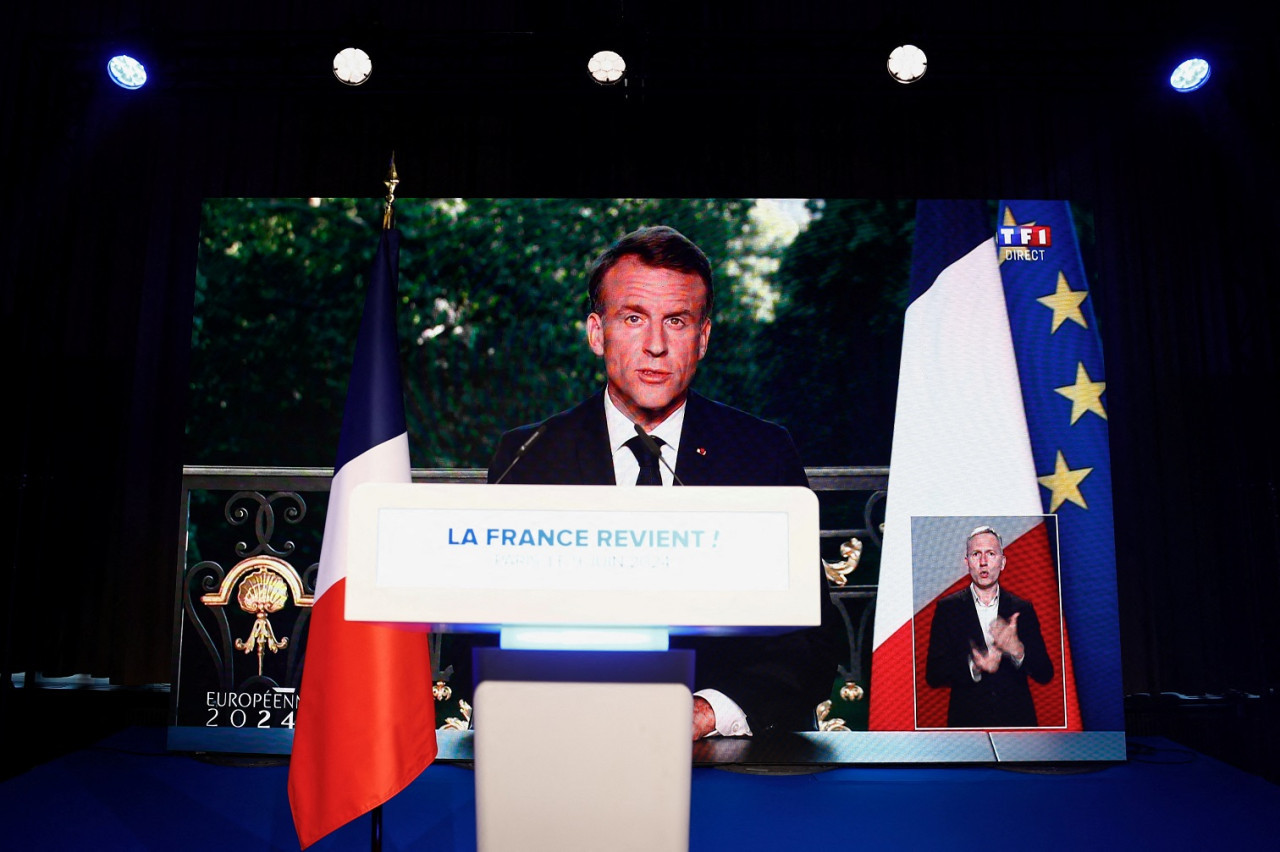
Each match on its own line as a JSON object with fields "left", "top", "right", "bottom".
{"left": 989, "top": 612, "right": 1025, "bottom": 660}
{"left": 970, "top": 643, "right": 1003, "bottom": 674}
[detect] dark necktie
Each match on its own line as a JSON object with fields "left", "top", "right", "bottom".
{"left": 624, "top": 435, "right": 666, "bottom": 486}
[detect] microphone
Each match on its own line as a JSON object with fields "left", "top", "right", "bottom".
{"left": 632, "top": 422, "right": 685, "bottom": 487}
{"left": 492, "top": 423, "right": 549, "bottom": 484}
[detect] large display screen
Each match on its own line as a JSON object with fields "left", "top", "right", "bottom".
{"left": 173, "top": 197, "right": 1123, "bottom": 763}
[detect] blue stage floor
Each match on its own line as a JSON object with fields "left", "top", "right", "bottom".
{"left": 3, "top": 728, "right": 1276, "bottom": 851}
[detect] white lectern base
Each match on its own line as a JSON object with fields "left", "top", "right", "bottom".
{"left": 475, "top": 680, "right": 693, "bottom": 852}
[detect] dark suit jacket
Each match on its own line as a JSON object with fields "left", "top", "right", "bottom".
{"left": 477, "top": 389, "right": 840, "bottom": 734}
{"left": 924, "top": 587, "right": 1053, "bottom": 728}
{"left": 489, "top": 389, "right": 809, "bottom": 489}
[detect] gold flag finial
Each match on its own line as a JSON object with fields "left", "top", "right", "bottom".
{"left": 382, "top": 152, "right": 400, "bottom": 229}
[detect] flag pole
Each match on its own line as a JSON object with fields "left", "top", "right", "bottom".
{"left": 366, "top": 150, "right": 399, "bottom": 852}
{"left": 371, "top": 805, "right": 383, "bottom": 852}
{"left": 289, "top": 150, "right": 436, "bottom": 850}
{"left": 382, "top": 152, "right": 399, "bottom": 231}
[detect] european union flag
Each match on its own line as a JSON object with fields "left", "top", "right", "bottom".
{"left": 999, "top": 200, "right": 1122, "bottom": 730}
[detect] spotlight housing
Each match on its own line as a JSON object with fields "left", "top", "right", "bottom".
{"left": 107, "top": 54, "right": 148, "bottom": 90}
{"left": 333, "top": 47, "right": 373, "bottom": 86}
{"left": 1169, "top": 58, "right": 1210, "bottom": 92}
{"left": 887, "top": 45, "right": 927, "bottom": 84}
{"left": 588, "top": 50, "right": 626, "bottom": 85}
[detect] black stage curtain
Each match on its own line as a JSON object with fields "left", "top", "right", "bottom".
{"left": 3, "top": 4, "right": 1277, "bottom": 704}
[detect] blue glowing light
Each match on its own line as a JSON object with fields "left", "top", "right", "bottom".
{"left": 499, "top": 625, "right": 670, "bottom": 652}
{"left": 107, "top": 55, "right": 148, "bottom": 90}
{"left": 1170, "top": 58, "right": 1210, "bottom": 92}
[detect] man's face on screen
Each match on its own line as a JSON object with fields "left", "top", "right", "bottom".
{"left": 966, "top": 532, "right": 1005, "bottom": 591}
{"left": 586, "top": 255, "right": 711, "bottom": 432}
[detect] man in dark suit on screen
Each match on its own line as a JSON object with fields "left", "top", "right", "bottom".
{"left": 925, "top": 525, "right": 1053, "bottom": 728}
{"left": 488, "top": 225, "right": 838, "bottom": 739}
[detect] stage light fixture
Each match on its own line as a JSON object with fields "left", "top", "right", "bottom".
{"left": 107, "top": 54, "right": 147, "bottom": 90}
{"left": 333, "top": 47, "right": 373, "bottom": 86}
{"left": 588, "top": 50, "right": 626, "bottom": 85}
{"left": 887, "top": 45, "right": 927, "bottom": 84}
{"left": 1170, "top": 58, "right": 1211, "bottom": 92}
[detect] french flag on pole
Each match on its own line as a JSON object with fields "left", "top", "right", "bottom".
{"left": 289, "top": 227, "right": 437, "bottom": 848}
{"left": 869, "top": 200, "right": 1122, "bottom": 732}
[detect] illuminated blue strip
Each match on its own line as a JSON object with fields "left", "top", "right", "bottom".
{"left": 499, "top": 625, "right": 670, "bottom": 652}
{"left": 167, "top": 726, "right": 293, "bottom": 754}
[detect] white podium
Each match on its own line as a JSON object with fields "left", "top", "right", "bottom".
{"left": 345, "top": 483, "right": 819, "bottom": 852}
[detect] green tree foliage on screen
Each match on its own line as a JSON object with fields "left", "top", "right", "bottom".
{"left": 190, "top": 197, "right": 783, "bottom": 468}
{"left": 759, "top": 198, "right": 914, "bottom": 466}
{"left": 190, "top": 196, "right": 917, "bottom": 470}
{"left": 192, "top": 198, "right": 375, "bottom": 467}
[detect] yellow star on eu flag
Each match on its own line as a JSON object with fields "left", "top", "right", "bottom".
{"left": 1038, "top": 450, "right": 1093, "bottom": 512}
{"left": 1037, "top": 271, "right": 1089, "bottom": 333}
{"left": 1055, "top": 362, "right": 1107, "bottom": 424}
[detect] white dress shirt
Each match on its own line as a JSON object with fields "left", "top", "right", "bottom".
{"left": 600, "top": 391, "right": 752, "bottom": 736}
{"left": 602, "top": 391, "right": 683, "bottom": 486}
{"left": 967, "top": 584, "right": 1023, "bottom": 681}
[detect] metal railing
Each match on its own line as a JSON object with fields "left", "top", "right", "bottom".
{"left": 174, "top": 465, "right": 887, "bottom": 730}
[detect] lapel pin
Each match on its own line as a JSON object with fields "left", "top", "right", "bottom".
{"left": 697, "top": 447, "right": 707, "bottom": 456}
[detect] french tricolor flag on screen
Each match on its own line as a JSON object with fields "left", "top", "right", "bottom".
{"left": 868, "top": 200, "right": 1123, "bottom": 733}
{"left": 288, "top": 227, "right": 437, "bottom": 848}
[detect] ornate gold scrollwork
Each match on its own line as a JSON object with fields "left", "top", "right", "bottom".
{"left": 201, "top": 555, "right": 314, "bottom": 677}
{"left": 823, "top": 537, "right": 863, "bottom": 586}
{"left": 233, "top": 568, "right": 290, "bottom": 676}
{"left": 815, "top": 699, "right": 851, "bottom": 732}
{"left": 440, "top": 699, "right": 472, "bottom": 732}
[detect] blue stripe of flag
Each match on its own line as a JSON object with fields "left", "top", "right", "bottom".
{"left": 334, "top": 228, "right": 408, "bottom": 474}
{"left": 999, "top": 200, "right": 1123, "bottom": 730}
{"left": 908, "top": 199, "right": 992, "bottom": 304}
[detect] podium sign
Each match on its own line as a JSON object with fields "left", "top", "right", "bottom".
{"left": 345, "top": 483, "right": 819, "bottom": 632}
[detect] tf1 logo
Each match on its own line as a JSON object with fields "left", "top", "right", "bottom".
{"left": 998, "top": 225, "right": 1052, "bottom": 247}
